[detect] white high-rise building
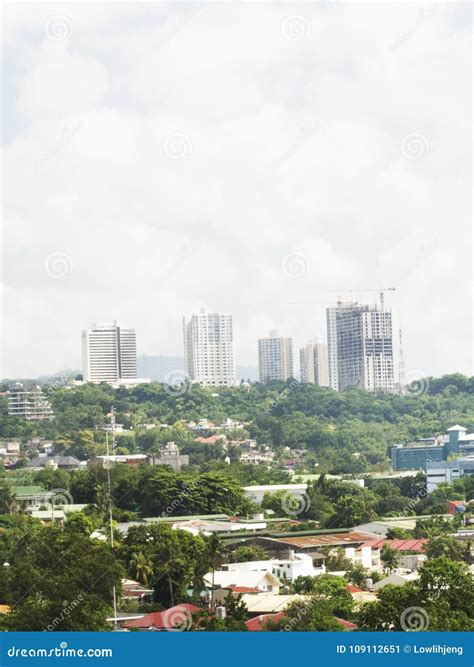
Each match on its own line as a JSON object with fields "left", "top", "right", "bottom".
{"left": 82, "top": 321, "right": 137, "bottom": 384}
{"left": 258, "top": 331, "right": 294, "bottom": 383}
{"left": 326, "top": 302, "right": 394, "bottom": 392}
{"left": 183, "top": 310, "right": 236, "bottom": 387}
{"left": 299, "top": 339, "right": 329, "bottom": 387}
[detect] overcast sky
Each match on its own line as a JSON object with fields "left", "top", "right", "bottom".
{"left": 2, "top": 1, "right": 472, "bottom": 379}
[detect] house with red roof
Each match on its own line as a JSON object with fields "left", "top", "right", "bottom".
{"left": 122, "top": 603, "right": 203, "bottom": 631}
{"left": 245, "top": 612, "right": 357, "bottom": 631}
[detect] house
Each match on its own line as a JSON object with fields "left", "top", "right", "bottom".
{"left": 204, "top": 570, "right": 281, "bottom": 594}
{"left": 239, "top": 451, "right": 275, "bottom": 465}
{"left": 121, "top": 579, "right": 153, "bottom": 602}
{"left": 222, "top": 552, "right": 325, "bottom": 583}
{"left": 240, "top": 593, "right": 308, "bottom": 615}
{"left": 122, "top": 603, "right": 203, "bottom": 631}
{"left": 11, "top": 486, "right": 51, "bottom": 510}
{"left": 95, "top": 454, "right": 148, "bottom": 467}
{"left": 359, "top": 538, "right": 428, "bottom": 570}
{"left": 26, "top": 454, "right": 82, "bottom": 471}
{"left": 245, "top": 612, "right": 287, "bottom": 630}
{"left": 373, "top": 572, "right": 420, "bottom": 591}
{"left": 447, "top": 500, "right": 470, "bottom": 515}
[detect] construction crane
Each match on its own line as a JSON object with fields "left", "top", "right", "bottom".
{"left": 289, "top": 287, "right": 396, "bottom": 310}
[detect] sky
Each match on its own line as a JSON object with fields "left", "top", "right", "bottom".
{"left": 1, "top": 1, "right": 472, "bottom": 380}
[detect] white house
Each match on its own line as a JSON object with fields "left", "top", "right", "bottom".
{"left": 239, "top": 451, "right": 275, "bottom": 465}
{"left": 204, "top": 570, "right": 281, "bottom": 593}
{"left": 223, "top": 552, "right": 325, "bottom": 583}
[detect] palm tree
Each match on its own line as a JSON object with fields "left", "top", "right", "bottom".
{"left": 380, "top": 544, "right": 399, "bottom": 574}
{"left": 129, "top": 551, "right": 154, "bottom": 586}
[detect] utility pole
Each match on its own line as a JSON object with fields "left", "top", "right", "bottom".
{"left": 106, "top": 407, "right": 118, "bottom": 631}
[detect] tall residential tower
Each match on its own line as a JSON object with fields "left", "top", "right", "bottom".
{"left": 82, "top": 321, "right": 137, "bottom": 384}
{"left": 258, "top": 331, "right": 294, "bottom": 383}
{"left": 183, "top": 310, "right": 236, "bottom": 387}
{"left": 326, "top": 302, "right": 394, "bottom": 392}
{"left": 299, "top": 339, "right": 329, "bottom": 387}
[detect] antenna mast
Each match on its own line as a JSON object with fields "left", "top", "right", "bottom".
{"left": 398, "top": 327, "right": 406, "bottom": 393}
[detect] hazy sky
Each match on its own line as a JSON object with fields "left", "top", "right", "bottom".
{"left": 2, "top": 2, "right": 472, "bottom": 379}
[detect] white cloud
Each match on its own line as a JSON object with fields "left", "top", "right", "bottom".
{"left": 1, "top": 2, "right": 472, "bottom": 378}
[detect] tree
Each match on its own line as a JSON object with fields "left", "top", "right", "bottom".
{"left": 226, "top": 546, "right": 268, "bottom": 563}
{"left": 129, "top": 551, "right": 154, "bottom": 586}
{"left": 0, "top": 479, "right": 15, "bottom": 514}
{"left": 358, "top": 557, "right": 474, "bottom": 631}
{"left": 380, "top": 544, "right": 399, "bottom": 573}
{"left": 426, "top": 536, "right": 465, "bottom": 561}
{"left": 5, "top": 522, "right": 122, "bottom": 631}
{"left": 123, "top": 524, "right": 211, "bottom": 608}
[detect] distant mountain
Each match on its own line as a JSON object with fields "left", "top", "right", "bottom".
{"left": 138, "top": 355, "right": 258, "bottom": 383}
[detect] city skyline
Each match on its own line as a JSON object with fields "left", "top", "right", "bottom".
{"left": 2, "top": 3, "right": 472, "bottom": 380}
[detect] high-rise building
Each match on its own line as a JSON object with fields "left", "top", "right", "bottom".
{"left": 8, "top": 384, "right": 54, "bottom": 420}
{"left": 258, "top": 331, "right": 294, "bottom": 383}
{"left": 326, "top": 302, "right": 394, "bottom": 392}
{"left": 82, "top": 321, "right": 137, "bottom": 384}
{"left": 183, "top": 310, "right": 236, "bottom": 387}
{"left": 299, "top": 339, "right": 329, "bottom": 387}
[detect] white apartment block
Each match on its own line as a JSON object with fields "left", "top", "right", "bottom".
{"left": 8, "top": 384, "right": 54, "bottom": 421}
{"left": 82, "top": 321, "right": 137, "bottom": 384}
{"left": 183, "top": 310, "right": 236, "bottom": 387}
{"left": 299, "top": 339, "right": 329, "bottom": 387}
{"left": 326, "top": 302, "right": 394, "bottom": 392}
{"left": 258, "top": 331, "right": 294, "bottom": 383}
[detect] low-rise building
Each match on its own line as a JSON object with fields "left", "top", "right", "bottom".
{"left": 148, "top": 442, "right": 189, "bottom": 472}
{"left": 222, "top": 552, "right": 325, "bottom": 582}
{"left": 391, "top": 425, "right": 474, "bottom": 471}
{"left": 239, "top": 451, "right": 275, "bottom": 465}
{"left": 7, "top": 384, "right": 54, "bottom": 421}
{"left": 426, "top": 457, "right": 474, "bottom": 493}
{"left": 243, "top": 483, "right": 308, "bottom": 505}
{"left": 204, "top": 570, "right": 281, "bottom": 593}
